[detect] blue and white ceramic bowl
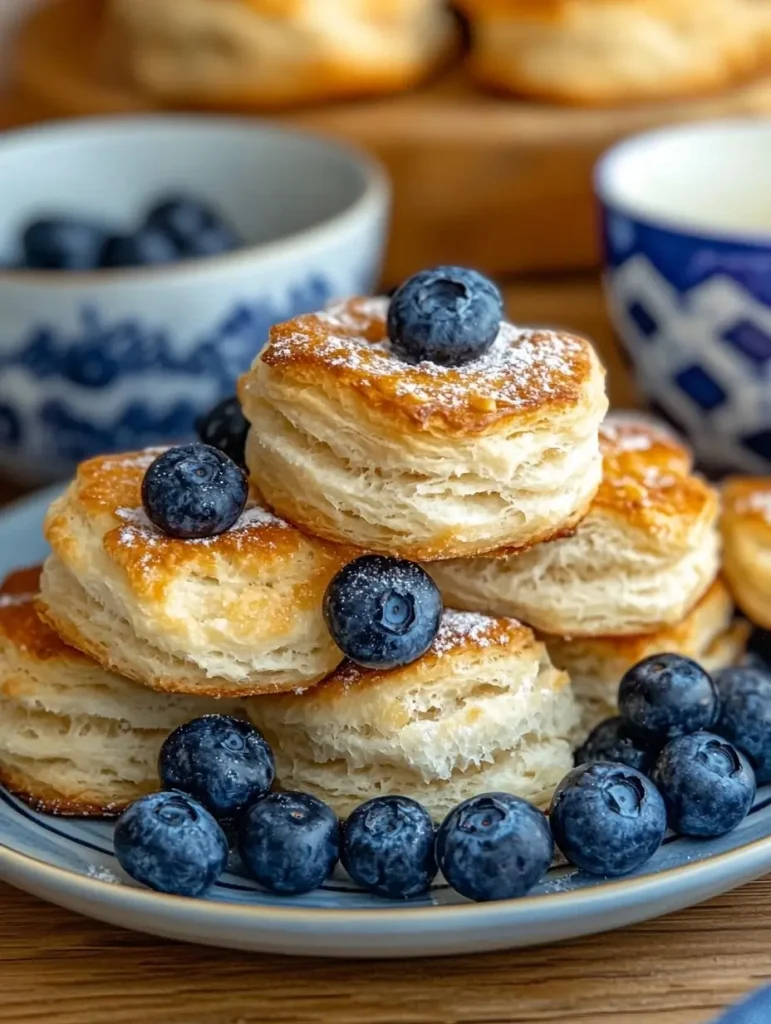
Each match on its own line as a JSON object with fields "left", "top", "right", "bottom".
{"left": 0, "top": 116, "right": 389, "bottom": 483}
{"left": 597, "top": 120, "right": 771, "bottom": 474}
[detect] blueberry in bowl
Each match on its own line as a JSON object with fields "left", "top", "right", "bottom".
{"left": 239, "top": 792, "right": 340, "bottom": 896}
{"left": 618, "top": 653, "right": 719, "bottom": 743}
{"left": 436, "top": 793, "right": 553, "bottom": 902}
{"left": 145, "top": 194, "right": 241, "bottom": 260}
{"left": 158, "top": 715, "right": 275, "bottom": 819}
{"left": 323, "top": 555, "right": 443, "bottom": 669}
{"left": 575, "top": 717, "right": 658, "bottom": 775}
{"left": 714, "top": 665, "right": 771, "bottom": 784}
{"left": 652, "top": 732, "right": 756, "bottom": 837}
{"left": 114, "top": 790, "right": 228, "bottom": 897}
{"left": 100, "top": 228, "right": 180, "bottom": 269}
{"left": 549, "top": 762, "right": 667, "bottom": 876}
{"left": 387, "top": 265, "right": 504, "bottom": 366}
{"left": 141, "top": 443, "right": 248, "bottom": 540}
{"left": 21, "top": 217, "right": 109, "bottom": 271}
{"left": 341, "top": 796, "right": 437, "bottom": 900}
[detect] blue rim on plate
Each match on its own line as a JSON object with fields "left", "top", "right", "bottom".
{"left": 1, "top": 488, "right": 771, "bottom": 957}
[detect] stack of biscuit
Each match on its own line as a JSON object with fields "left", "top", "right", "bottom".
{"left": 0, "top": 289, "right": 751, "bottom": 822}
{"left": 432, "top": 415, "right": 745, "bottom": 728}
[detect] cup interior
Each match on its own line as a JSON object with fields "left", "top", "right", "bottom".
{"left": 596, "top": 120, "right": 771, "bottom": 241}
{"left": 0, "top": 116, "right": 377, "bottom": 258}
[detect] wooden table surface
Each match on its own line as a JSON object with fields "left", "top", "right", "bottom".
{"left": 0, "top": 86, "right": 768, "bottom": 1024}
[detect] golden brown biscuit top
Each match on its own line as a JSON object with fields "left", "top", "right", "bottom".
{"left": 255, "top": 297, "right": 602, "bottom": 435}
{"left": 0, "top": 567, "right": 84, "bottom": 662}
{"left": 723, "top": 477, "right": 771, "bottom": 530}
{"left": 293, "top": 610, "right": 535, "bottom": 702}
{"left": 46, "top": 449, "right": 355, "bottom": 600}
{"left": 593, "top": 418, "right": 716, "bottom": 538}
{"left": 455, "top": 0, "right": 669, "bottom": 16}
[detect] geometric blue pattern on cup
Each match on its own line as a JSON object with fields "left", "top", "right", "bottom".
{"left": 722, "top": 320, "right": 771, "bottom": 367}
{"left": 600, "top": 200, "right": 771, "bottom": 473}
{"left": 627, "top": 300, "right": 659, "bottom": 339}
{"left": 674, "top": 364, "right": 728, "bottom": 411}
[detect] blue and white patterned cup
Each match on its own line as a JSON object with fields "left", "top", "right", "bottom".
{"left": 596, "top": 120, "right": 771, "bottom": 474}
{"left": 0, "top": 117, "right": 389, "bottom": 483}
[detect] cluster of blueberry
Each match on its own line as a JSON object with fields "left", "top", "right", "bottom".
{"left": 6, "top": 195, "right": 241, "bottom": 272}
{"left": 569, "top": 655, "right": 769, "bottom": 874}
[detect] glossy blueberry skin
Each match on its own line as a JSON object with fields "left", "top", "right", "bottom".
{"left": 387, "top": 266, "right": 504, "bottom": 366}
{"left": 323, "top": 555, "right": 443, "bottom": 669}
{"left": 238, "top": 792, "right": 339, "bottom": 896}
{"left": 436, "top": 793, "right": 553, "bottom": 902}
{"left": 618, "top": 653, "right": 719, "bottom": 743}
{"left": 100, "top": 229, "right": 179, "bottom": 269}
{"left": 575, "top": 717, "right": 658, "bottom": 775}
{"left": 22, "top": 217, "right": 108, "bottom": 271}
{"left": 195, "top": 396, "right": 249, "bottom": 468}
{"left": 114, "top": 791, "right": 228, "bottom": 897}
{"left": 142, "top": 443, "right": 248, "bottom": 539}
{"left": 145, "top": 195, "right": 240, "bottom": 258}
{"left": 550, "top": 762, "right": 667, "bottom": 876}
{"left": 653, "top": 732, "right": 756, "bottom": 837}
{"left": 714, "top": 666, "right": 771, "bottom": 785}
{"left": 341, "top": 796, "right": 437, "bottom": 900}
{"left": 159, "top": 715, "right": 275, "bottom": 818}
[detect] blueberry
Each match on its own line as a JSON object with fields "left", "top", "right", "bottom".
{"left": 549, "top": 762, "right": 667, "bottom": 876}
{"left": 195, "top": 396, "right": 249, "bottom": 468}
{"left": 238, "top": 792, "right": 339, "bottom": 895}
{"left": 114, "top": 791, "right": 228, "bottom": 896}
{"left": 618, "top": 653, "right": 719, "bottom": 743}
{"left": 575, "top": 717, "right": 658, "bottom": 775}
{"left": 159, "top": 715, "right": 274, "bottom": 818}
{"left": 747, "top": 628, "right": 771, "bottom": 670}
{"left": 145, "top": 195, "right": 240, "bottom": 258}
{"left": 142, "top": 443, "right": 248, "bottom": 539}
{"left": 22, "top": 217, "right": 108, "bottom": 271}
{"left": 653, "top": 732, "right": 756, "bottom": 837}
{"left": 714, "top": 666, "right": 771, "bottom": 784}
{"left": 341, "top": 796, "right": 437, "bottom": 900}
{"left": 100, "top": 229, "right": 179, "bottom": 269}
{"left": 387, "top": 266, "right": 504, "bottom": 366}
{"left": 323, "top": 555, "right": 443, "bottom": 669}
{"left": 436, "top": 793, "right": 553, "bottom": 902}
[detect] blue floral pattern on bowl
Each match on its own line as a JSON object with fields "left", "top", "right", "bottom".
{"left": 0, "top": 275, "right": 337, "bottom": 477}
{"left": 601, "top": 208, "right": 771, "bottom": 475}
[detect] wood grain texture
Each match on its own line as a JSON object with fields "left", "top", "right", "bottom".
{"left": 0, "top": 878, "right": 770, "bottom": 1024}
{"left": 14, "top": 0, "right": 771, "bottom": 282}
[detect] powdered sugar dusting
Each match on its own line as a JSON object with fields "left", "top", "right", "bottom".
{"left": 432, "top": 610, "right": 513, "bottom": 654}
{"left": 109, "top": 448, "right": 166, "bottom": 471}
{"left": 113, "top": 502, "right": 290, "bottom": 551}
{"left": 269, "top": 297, "right": 589, "bottom": 416}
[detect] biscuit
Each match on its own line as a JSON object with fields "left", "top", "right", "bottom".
{"left": 722, "top": 477, "right": 771, "bottom": 629}
{"left": 456, "top": 0, "right": 771, "bottom": 106}
{"left": 0, "top": 568, "right": 236, "bottom": 816}
{"left": 431, "top": 417, "right": 720, "bottom": 636}
{"left": 109, "top": 0, "right": 456, "bottom": 108}
{"left": 248, "top": 610, "right": 580, "bottom": 820}
{"left": 39, "top": 449, "right": 355, "bottom": 697}
{"left": 239, "top": 297, "right": 608, "bottom": 561}
{"left": 549, "top": 579, "right": 747, "bottom": 731}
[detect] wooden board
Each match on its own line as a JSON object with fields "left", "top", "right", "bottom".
{"left": 15, "top": 0, "right": 771, "bottom": 286}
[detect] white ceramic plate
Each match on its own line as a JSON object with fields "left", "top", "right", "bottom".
{"left": 2, "top": 489, "right": 771, "bottom": 958}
